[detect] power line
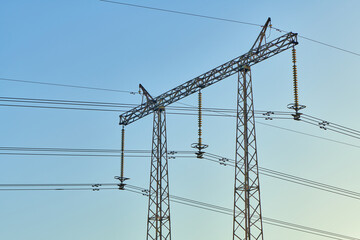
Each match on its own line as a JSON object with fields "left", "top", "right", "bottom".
{"left": 0, "top": 152, "right": 145, "bottom": 157}
{"left": 2, "top": 96, "right": 359, "bottom": 144}
{"left": 299, "top": 114, "right": 360, "bottom": 140}
{"left": 0, "top": 147, "right": 172, "bottom": 153}
{"left": 99, "top": 0, "right": 360, "bottom": 58}
{"left": 0, "top": 103, "right": 125, "bottom": 112}
{"left": 0, "top": 96, "right": 290, "bottom": 115}
{"left": 0, "top": 147, "right": 193, "bottom": 155}
{"left": 0, "top": 101, "right": 293, "bottom": 120}
{"left": 298, "top": 35, "right": 360, "bottom": 57}
{"left": 99, "top": 0, "right": 262, "bottom": 27}
{"left": 0, "top": 96, "right": 293, "bottom": 117}
{"left": 0, "top": 77, "right": 138, "bottom": 94}
{"left": 1, "top": 99, "right": 360, "bottom": 146}
{"left": 4, "top": 97, "right": 360, "bottom": 142}
{"left": 264, "top": 221, "right": 349, "bottom": 240}
{"left": 0, "top": 187, "right": 117, "bottom": 191}
{"left": 0, "top": 96, "right": 136, "bottom": 107}
{"left": 208, "top": 162, "right": 360, "bottom": 201}
{"left": 2, "top": 146, "right": 360, "bottom": 201}
{"left": 257, "top": 122, "right": 360, "bottom": 149}
{"left": 202, "top": 153, "right": 360, "bottom": 201}
{"left": 0, "top": 152, "right": 195, "bottom": 158}
{"left": 0, "top": 183, "right": 117, "bottom": 187}
{"left": 0, "top": 182, "right": 356, "bottom": 240}
{"left": 124, "top": 185, "right": 359, "bottom": 240}
{"left": 304, "top": 114, "right": 360, "bottom": 135}
{"left": 300, "top": 119, "right": 360, "bottom": 140}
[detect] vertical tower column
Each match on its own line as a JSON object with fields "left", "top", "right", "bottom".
{"left": 147, "top": 106, "right": 171, "bottom": 240}
{"left": 233, "top": 66, "right": 264, "bottom": 240}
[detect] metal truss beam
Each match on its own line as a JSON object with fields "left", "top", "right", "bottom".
{"left": 233, "top": 67, "right": 263, "bottom": 240}
{"left": 147, "top": 107, "right": 171, "bottom": 240}
{"left": 119, "top": 32, "right": 297, "bottom": 126}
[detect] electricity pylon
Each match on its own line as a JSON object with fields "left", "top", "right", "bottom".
{"left": 119, "top": 17, "right": 298, "bottom": 240}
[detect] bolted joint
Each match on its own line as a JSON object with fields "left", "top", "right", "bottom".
{"left": 239, "top": 65, "right": 251, "bottom": 72}
{"left": 154, "top": 105, "right": 165, "bottom": 112}
{"left": 119, "top": 116, "right": 128, "bottom": 126}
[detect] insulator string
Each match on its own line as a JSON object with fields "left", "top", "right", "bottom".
{"left": 121, "top": 126, "right": 125, "bottom": 180}
{"left": 292, "top": 47, "right": 299, "bottom": 110}
{"left": 198, "top": 90, "right": 202, "bottom": 146}
{"left": 288, "top": 46, "right": 306, "bottom": 120}
{"left": 191, "top": 89, "right": 208, "bottom": 158}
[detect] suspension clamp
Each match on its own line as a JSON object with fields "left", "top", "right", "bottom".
{"left": 191, "top": 143, "right": 208, "bottom": 159}
{"left": 287, "top": 103, "right": 306, "bottom": 120}
{"left": 114, "top": 176, "right": 130, "bottom": 190}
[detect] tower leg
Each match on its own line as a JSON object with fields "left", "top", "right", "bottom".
{"left": 233, "top": 66, "right": 264, "bottom": 240}
{"left": 147, "top": 107, "right": 171, "bottom": 240}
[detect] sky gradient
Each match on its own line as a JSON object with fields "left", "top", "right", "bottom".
{"left": 0, "top": 1, "right": 360, "bottom": 240}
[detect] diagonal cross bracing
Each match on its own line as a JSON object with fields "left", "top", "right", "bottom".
{"left": 119, "top": 32, "right": 297, "bottom": 126}
{"left": 233, "top": 68, "right": 263, "bottom": 240}
{"left": 147, "top": 108, "right": 171, "bottom": 240}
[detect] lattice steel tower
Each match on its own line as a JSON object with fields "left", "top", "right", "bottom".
{"left": 233, "top": 66, "right": 263, "bottom": 240}
{"left": 147, "top": 107, "right": 171, "bottom": 240}
{"left": 119, "top": 17, "right": 298, "bottom": 240}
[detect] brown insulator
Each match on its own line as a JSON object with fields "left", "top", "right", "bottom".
{"left": 120, "top": 126, "right": 125, "bottom": 181}
{"left": 292, "top": 47, "right": 299, "bottom": 110}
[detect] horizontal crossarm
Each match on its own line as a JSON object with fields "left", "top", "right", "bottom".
{"left": 120, "top": 32, "right": 298, "bottom": 125}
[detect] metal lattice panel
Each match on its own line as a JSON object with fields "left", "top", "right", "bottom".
{"left": 119, "top": 32, "right": 297, "bottom": 126}
{"left": 233, "top": 67, "right": 264, "bottom": 240}
{"left": 147, "top": 107, "right": 171, "bottom": 240}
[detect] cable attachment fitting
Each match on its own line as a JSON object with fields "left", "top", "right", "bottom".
{"left": 287, "top": 47, "right": 306, "bottom": 120}
{"left": 191, "top": 89, "right": 208, "bottom": 158}
{"left": 114, "top": 176, "right": 130, "bottom": 190}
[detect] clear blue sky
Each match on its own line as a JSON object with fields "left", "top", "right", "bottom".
{"left": 0, "top": 1, "right": 359, "bottom": 240}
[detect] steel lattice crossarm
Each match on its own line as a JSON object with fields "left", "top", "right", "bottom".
{"left": 119, "top": 32, "right": 298, "bottom": 126}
